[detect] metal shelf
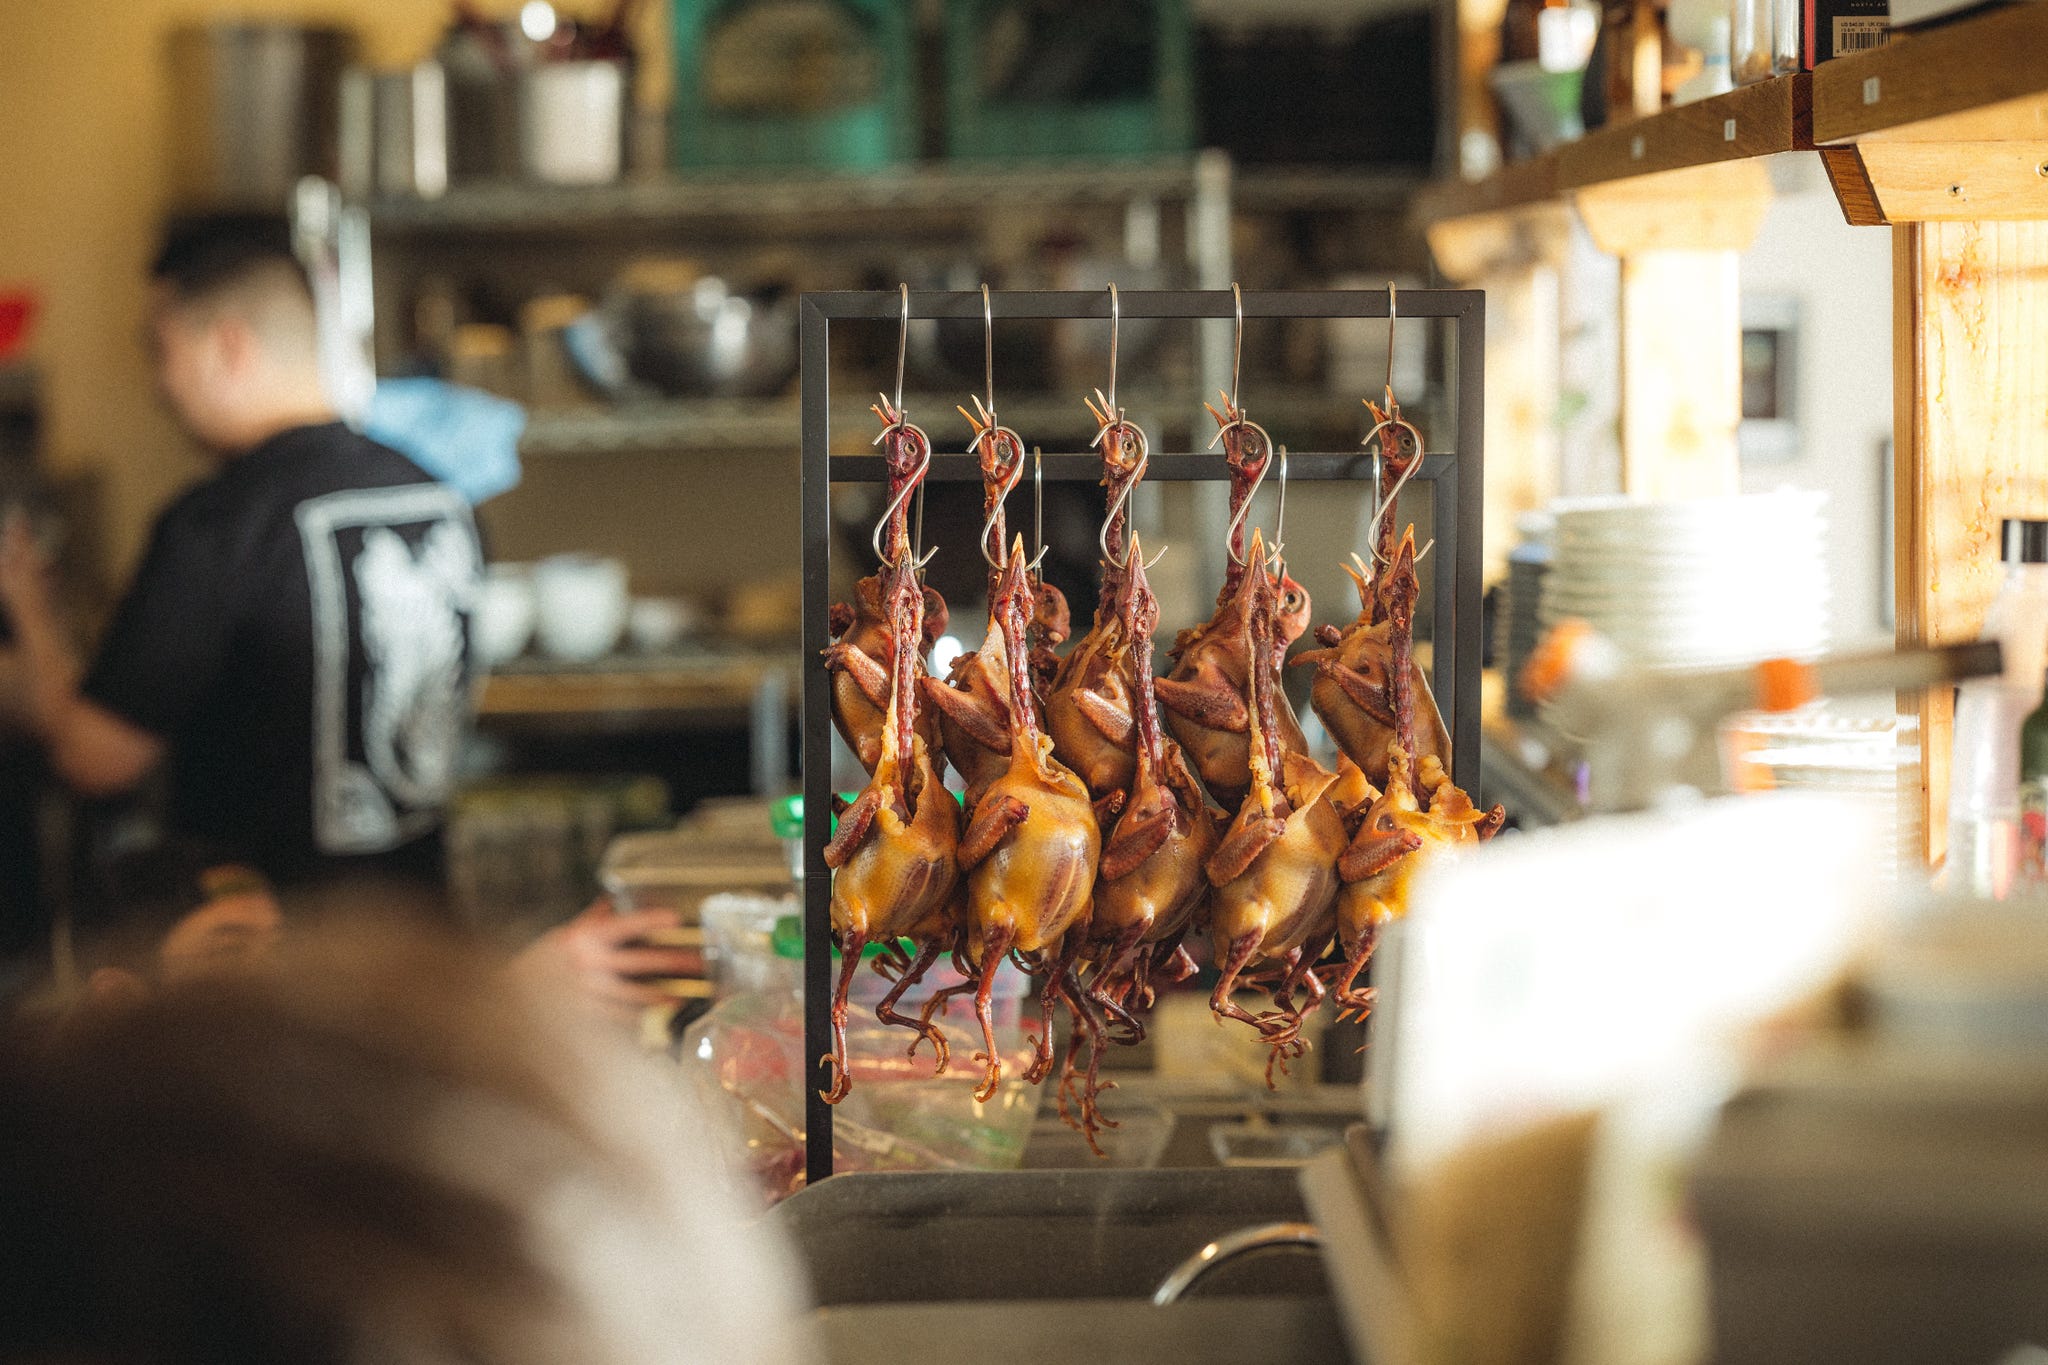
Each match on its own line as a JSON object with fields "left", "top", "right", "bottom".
{"left": 515, "top": 385, "right": 1405, "bottom": 457}
{"left": 518, "top": 400, "right": 797, "bottom": 455}
{"left": 367, "top": 157, "right": 1228, "bottom": 234}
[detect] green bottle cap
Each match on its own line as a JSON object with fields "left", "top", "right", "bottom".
{"left": 770, "top": 914, "right": 912, "bottom": 961}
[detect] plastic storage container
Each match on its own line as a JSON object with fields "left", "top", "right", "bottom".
{"left": 670, "top": 0, "right": 917, "bottom": 169}
{"left": 683, "top": 916, "right": 1038, "bottom": 1201}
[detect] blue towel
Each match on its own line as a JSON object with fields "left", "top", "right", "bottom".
{"left": 363, "top": 378, "right": 525, "bottom": 505}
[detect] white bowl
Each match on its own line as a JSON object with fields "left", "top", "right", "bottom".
{"left": 473, "top": 566, "right": 536, "bottom": 668}
{"left": 531, "top": 554, "right": 629, "bottom": 662}
{"left": 627, "top": 596, "right": 702, "bottom": 653}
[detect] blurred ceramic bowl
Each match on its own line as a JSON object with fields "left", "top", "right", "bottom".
{"left": 627, "top": 596, "right": 702, "bottom": 653}
{"left": 531, "top": 554, "right": 628, "bottom": 662}
{"left": 473, "top": 565, "right": 536, "bottom": 668}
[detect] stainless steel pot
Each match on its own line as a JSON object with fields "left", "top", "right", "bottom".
{"left": 166, "top": 22, "right": 357, "bottom": 211}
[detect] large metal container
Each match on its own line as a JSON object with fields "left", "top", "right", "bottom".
{"left": 166, "top": 23, "right": 356, "bottom": 211}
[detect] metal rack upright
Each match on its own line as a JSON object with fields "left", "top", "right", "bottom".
{"left": 800, "top": 288, "right": 1485, "bottom": 1186}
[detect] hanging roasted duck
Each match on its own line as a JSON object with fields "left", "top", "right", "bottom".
{"left": 1324, "top": 525, "right": 1504, "bottom": 1022}
{"left": 943, "top": 539, "right": 1103, "bottom": 1103}
{"left": 1292, "top": 396, "right": 1449, "bottom": 787}
{"left": 1045, "top": 391, "right": 1151, "bottom": 801}
{"left": 824, "top": 397, "right": 950, "bottom": 775}
{"left": 920, "top": 401, "right": 1070, "bottom": 806}
{"left": 1081, "top": 531, "right": 1217, "bottom": 1037}
{"left": 818, "top": 443, "right": 961, "bottom": 1104}
{"left": 1204, "top": 531, "right": 1347, "bottom": 1083}
{"left": 1156, "top": 397, "right": 1312, "bottom": 808}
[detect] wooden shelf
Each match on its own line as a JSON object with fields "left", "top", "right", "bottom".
{"left": 1558, "top": 75, "right": 1808, "bottom": 188}
{"left": 1811, "top": 2, "right": 2048, "bottom": 144}
{"left": 477, "top": 651, "right": 795, "bottom": 730}
{"left": 1418, "top": 2, "right": 2048, "bottom": 238}
{"left": 1412, "top": 150, "right": 1562, "bottom": 229}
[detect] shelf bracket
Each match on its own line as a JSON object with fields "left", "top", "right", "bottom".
{"left": 1823, "top": 140, "right": 2048, "bottom": 226}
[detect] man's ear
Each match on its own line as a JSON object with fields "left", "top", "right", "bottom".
{"left": 212, "top": 313, "right": 261, "bottom": 377}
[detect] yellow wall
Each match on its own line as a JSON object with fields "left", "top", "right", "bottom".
{"left": 0, "top": 0, "right": 664, "bottom": 581}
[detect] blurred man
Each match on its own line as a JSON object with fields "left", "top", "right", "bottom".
{"left": 0, "top": 214, "right": 481, "bottom": 905}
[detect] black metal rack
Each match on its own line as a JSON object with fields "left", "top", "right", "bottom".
{"left": 800, "top": 288, "right": 1484, "bottom": 1186}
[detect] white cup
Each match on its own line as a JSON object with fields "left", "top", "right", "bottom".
{"left": 473, "top": 564, "right": 537, "bottom": 668}
{"left": 519, "top": 61, "right": 624, "bottom": 187}
{"left": 531, "top": 554, "right": 628, "bottom": 662}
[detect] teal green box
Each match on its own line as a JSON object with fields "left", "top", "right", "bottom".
{"left": 671, "top": 0, "right": 918, "bottom": 170}
{"left": 943, "top": 0, "right": 1194, "bottom": 160}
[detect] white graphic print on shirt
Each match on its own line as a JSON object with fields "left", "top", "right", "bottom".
{"left": 298, "top": 486, "right": 479, "bottom": 855}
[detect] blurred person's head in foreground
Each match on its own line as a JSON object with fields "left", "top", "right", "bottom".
{"left": 147, "top": 212, "right": 332, "bottom": 455}
{"left": 0, "top": 915, "right": 816, "bottom": 1365}
{"left": 76, "top": 841, "right": 283, "bottom": 1000}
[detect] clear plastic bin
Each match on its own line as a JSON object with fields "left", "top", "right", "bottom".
{"left": 682, "top": 918, "right": 1041, "bottom": 1201}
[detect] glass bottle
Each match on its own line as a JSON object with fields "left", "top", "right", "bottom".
{"left": 2020, "top": 673, "right": 2048, "bottom": 887}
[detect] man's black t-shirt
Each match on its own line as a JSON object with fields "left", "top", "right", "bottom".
{"left": 83, "top": 423, "right": 481, "bottom": 885}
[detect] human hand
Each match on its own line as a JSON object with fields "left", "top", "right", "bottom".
{"left": 0, "top": 508, "right": 51, "bottom": 620}
{"left": 514, "top": 898, "right": 705, "bottom": 1017}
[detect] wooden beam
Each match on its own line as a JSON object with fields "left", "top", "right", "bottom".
{"left": 1813, "top": 3, "right": 2048, "bottom": 144}
{"left": 1573, "top": 158, "right": 1775, "bottom": 254}
{"left": 1893, "top": 221, "right": 2048, "bottom": 866}
{"left": 1560, "top": 75, "right": 1808, "bottom": 188}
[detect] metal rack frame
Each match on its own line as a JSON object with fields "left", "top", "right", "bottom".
{"left": 800, "top": 287, "right": 1485, "bottom": 1186}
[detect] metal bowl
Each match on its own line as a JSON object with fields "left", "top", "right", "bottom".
{"left": 619, "top": 277, "right": 798, "bottom": 398}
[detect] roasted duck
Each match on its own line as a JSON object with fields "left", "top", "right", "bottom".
{"left": 1324, "top": 523, "right": 1502, "bottom": 1022}
{"left": 1045, "top": 391, "right": 1150, "bottom": 800}
{"left": 1328, "top": 744, "right": 1502, "bottom": 1021}
{"left": 1293, "top": 399, "right": 1449, "bottom": 786}
{"left": 1204, "top": 532, "right": 1347, "bottom": 1082}
{"left": 819, "top": 518, "right": 961, "bottom": 1104}
{"left": 1083, "top": 532, "right": 1217, "bottom": 1035}
{"left": 1293, "top": 540, "right": 1449, "bottom": 789}
{"left": 921, "top": 400, "right": 1070, "bottom": 805}
{"left": 1156, "top": 397, "right": 1312, "bottom": 808}
{"left": 950, "top": 540, "right": 1102, "bottom": 1103}
{"left": 824, "top": 398, "right": 949, "bottom": 775}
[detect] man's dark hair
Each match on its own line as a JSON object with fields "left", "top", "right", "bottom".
{"left": 149, "top": 212, "right": 309, "bottom": 305}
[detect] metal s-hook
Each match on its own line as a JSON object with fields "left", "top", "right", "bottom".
{"left": 1224, "top": 447, "right": 1272, "bottom": 567}
{"left": 1230, "top": 281, "right": 1243, "bottom": 411}
{"left": 1027, "top": 446, "right": 1048, "bottom": 574}
{"left": 1270, "top": 445, "right": 1289, "bottom": 564}
{"left": 982, "top": 282, "right": 996, "bottom": 422}
{"left": 894, "top": 282, "right": 910, "bottom": 415}
{"left": 1384, "top": 280, "right": 1399, "bottom": 407}
{"left": 1092, "top": 397, "right": 1154, "bottom": 570}
{"left": 870, "top": 419, "right": 936, "bottom": 569}
{"left": 1107, "top": 283, "right": 1120, "bottom": 420}
{"left": 1362, "top": 414, "right": 1436, "bottom": 567}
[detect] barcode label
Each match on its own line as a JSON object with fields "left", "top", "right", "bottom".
{"left": 1834, "top": 18, "right": 1892, "bottom": 53}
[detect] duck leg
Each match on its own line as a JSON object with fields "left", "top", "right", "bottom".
{"left": 874, "top": 936, "right": 951, "bottom": 1073}
{"left": 970, "top": 924, "right": 1017, "bottom": 1102}
{"left": 1024, "top": 929, "right": 1087, "bottom": 1084}
{"left": 818, "top": 930, "right": 866, "bottom": 1104}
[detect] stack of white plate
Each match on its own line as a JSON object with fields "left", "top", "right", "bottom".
{"left": 1537, "top": 492, "right": 1831, "bottom": 670}
{"left": 1723, "top": 712, "right": 1921, "bottom": 879}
